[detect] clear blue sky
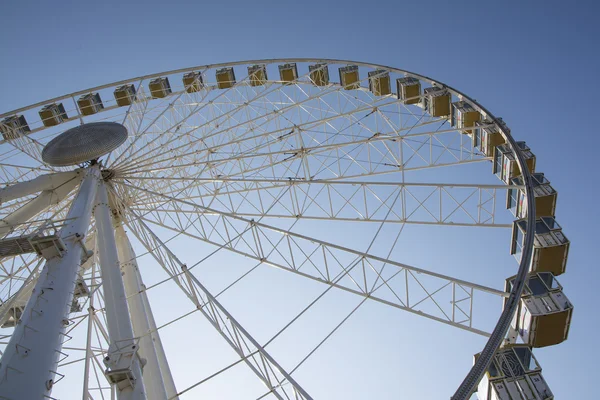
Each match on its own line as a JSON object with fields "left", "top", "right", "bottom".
{"left": 1, "top": 0, "right": 598, "bottom": 398}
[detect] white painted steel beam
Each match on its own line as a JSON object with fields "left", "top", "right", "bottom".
{"left": 124, "top": 183, "right": 506, "bottom": 336}
{"left": 123, "top": 212, "right": 313, "bottom": 400}
{"left": 0, "top": 170, "right": 80, "bottom": 204}
{"left": 0, "top": 166, "right": 99, "bottom": 399}
{"left": 93, "top": 181, "right": 145, "bottom": 400}
{"left": 0, "top": 173, "right": 81, "bottom": 238}
{"left": 115, "top": 224, "right": 176, "bottom": 400}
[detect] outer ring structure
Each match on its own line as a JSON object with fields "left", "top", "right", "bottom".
{"left": 0, "top": 58, "right": 537, "bottom": 398}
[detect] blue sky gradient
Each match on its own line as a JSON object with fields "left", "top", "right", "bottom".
{"left": 1, "top": 0, "right": 598, "bottom": 398}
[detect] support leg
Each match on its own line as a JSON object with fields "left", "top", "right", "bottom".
{"left": 116, "top": 224, "right": 177, "bottom": 400}
{"left": 0, "top": 167, "right": 99, "bottom": 399}
{"left": 94, "top": 181, "right": 145, "bottom": 400}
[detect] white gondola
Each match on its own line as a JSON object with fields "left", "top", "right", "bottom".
{"left": 508, "top": 173, "right": 557, "bottom": 218}
{"left": 505, "top": 272, "right": 573, "bottom": 348}
{"left": 451, "top": 101, "right": 480, "bottom": 134}
{"left": 473, "top": 118, "right": 506, "bottom": 158}
{"left": 476, "top": 345, "right": 553, "bottom": 400}
{"left": 511, "top": 217, "right": 569, "bottom": 276}
{"left": 396, "top": 77, "right": 421, "bottom": 104}
{"left": 493, "top": 142, "right": 536, "bottom": 184}
{"left": 422, "top": 87, "right": 451, "bottom": 117}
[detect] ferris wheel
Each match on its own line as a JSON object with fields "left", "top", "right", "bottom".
{"left": 0, "top": 59, "right": 573, "bottom": 400}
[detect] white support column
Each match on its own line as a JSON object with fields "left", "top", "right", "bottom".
{"left": 0, "top": 166, "right": 99, "bottom": 399}
{"left": 139, "top": 285, "right": 179, "bottom": 400}
{"left": 0, "top": 170, "right": 80, "bottom": 204}
{"left": 115, "top": 224, "right": 176, "bottom": 400}
{"left": 0, "top": 174, "right": 81, "bottom": 237}
{"left": 94, "top": 180, "right": 145, "bottom": 400}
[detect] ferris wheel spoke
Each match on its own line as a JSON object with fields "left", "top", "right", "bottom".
{"left": 139, "top": 202, "right": 494, "bottom": 335}
{"left": 117, "top": 125, "right": 486, "bottom": 186}
{"left": 0, "top": 254, "right": 40, "bottom": 286}
{"left": 118, "top": 156, "right": 492, "bottom": 212}
{"left": 112, "top": 110, "right": 414, "bottom": 179}
{"left": 111, "top": 78, "right": 215, "bottom": 166}
{"left": 137, "top": 109, "right": 467, "bottom": 178}
{"left": 124, "top": 181, "right": 506, "bottom": 335}
{"left": 115, "top": 133, "right": 485, "bottom": 201}
{"left": 112, "top": 86, "right": 405, "bottom": 174}
{"left": 127, "top": 179, "right": 512, "bottom": 227}
{"left": 113, "top": 102, "right": 434, "bottom": 175}
{"left": 121, "top": 212, "right": 313, "bottom": 400}
{"left": 0, "top": 258, "right": 42, "bottom": 328}
{"left": 113, "top": 71, "right": 305, "bottom": 172}
{"left": 0, "top": 129, "right": 49, "bottom": 170}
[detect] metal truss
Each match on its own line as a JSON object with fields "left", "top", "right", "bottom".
{"left": 0, "top": 59, "right": 541, "bottom": 399}
{"left": 122, "top": 182, "right": 506, "bottom": 336}
{"left": 0, "top": 120, "right": 48, "bottom": 170}
{"left": 125, "top": 178, "right": 515, "bottom": 227}
{"left": 123, "top": 206, "right": 312, "bottom": 400}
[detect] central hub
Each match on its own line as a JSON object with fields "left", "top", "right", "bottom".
{"left": 101, "top": 168, "right": 116, "bottom": 181}
{"left": 41, "top": 122, "right": 128, "bottom": 167}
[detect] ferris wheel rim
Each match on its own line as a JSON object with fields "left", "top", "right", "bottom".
{"left": 0, "top": 58, "right": 538, "bottom": 399}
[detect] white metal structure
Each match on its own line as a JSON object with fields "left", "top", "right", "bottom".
{"left": 0, "top": 59, "right": 556, "bottom": 399}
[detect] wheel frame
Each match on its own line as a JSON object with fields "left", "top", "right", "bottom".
{"left": 0, "top": 58, "right": 537, "bottom": 399}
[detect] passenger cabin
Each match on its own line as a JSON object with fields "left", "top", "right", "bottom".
{"left": 422, "top": 87, "right": 451, "bottom": 117}
{"left": 493, "top": 142, "right": 536, "bottom": 184}
{"left": 505, "top": 272, "right": 572, "bottom": 348}
{"left": 39, "top": 103, "right": 67, "bottom": 127}
{"left": 248, "top": 64, "right": 268, "bottom": 86}
{"left": 77, "top": 93, "right": 104, "bottom": 116}
{"left": 183, "top": 72, "right": 203, "bottom": 93}
{"left": 279, "top": 63, "right": 298, "bottom": 83}
{"left": 0, "top": 115, "right": 30, "bottom": 140}
{"left": 475, "top": 345, "right": 553, "bottom": 400}
{"left": 339, "top": 65, "right": 360, "bottom": 90}
{"left": 508, "top": 173, "right": 557, "bottom": 218}
{"left": 309, "top": 63, "right": 329, "bottom": 86}
{"left": 396, "top": 77, "right": 421, "bottom": 105}
{"left": 149, "top": 77, "right": 172, "bottom": 99}
{"left": 114, "top": 84, "right": 137, "bottom": 107}
{"left": 511, "top": 217, "right": 570, "bottom": 276}
{"left": 473, "top": 119, "right": 506, "bottom": 158}
{"left": 451, "top": 101, "right": 480, "bottom": 134}
{"left": 216, "top": 67, "right": 236, "bottom": 89}
{"left": 368, "top": 70, "right": 391, "bottom": 96}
